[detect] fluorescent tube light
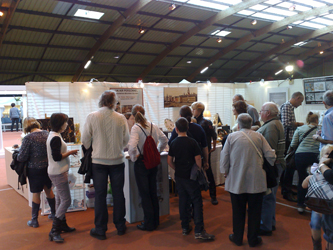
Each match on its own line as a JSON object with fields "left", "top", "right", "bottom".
{"left": 74, "top": 9, "right": 104, "bottom": 20}
{"left": 84, "top": 60, "right": 91, "bottom": 69}
{"left": 200, "top": 67, "right": 208, "bottom": 74}
{"left": 275, "top": 70, "right": 283, "bottom": 75}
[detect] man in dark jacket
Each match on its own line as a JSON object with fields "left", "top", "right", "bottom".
{"left": 191, "top": 102, "right": 218, "bottom": 205}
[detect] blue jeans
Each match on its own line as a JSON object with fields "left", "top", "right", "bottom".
{"left": 261, "top": 163, "right": 283, "bottom": 231}
{"left": 134, "top": 158, "right": 159, "bottom": 230}
{"left": 48, "top": 172, "right": 71, "bottom": 220}
{"left": 175, "top": 176, "right": 204, "bottom": 233}
{"left": 11, "top": 118, "right": 19, "bottom": 132}
{"left": 310, "top": 211, "right": 322, "bottom": 230}
{"left": 92, "top": 163, "right": 126, "bottom": 234}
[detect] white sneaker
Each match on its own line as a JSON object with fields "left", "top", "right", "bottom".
{"left": 297, "top": 207, "right": 305, "bottom": 214}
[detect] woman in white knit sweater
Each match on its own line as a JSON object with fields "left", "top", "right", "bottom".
{"left": 82, "top": 90, "right": 130, "bottom": 240}
{"left": 47, "top": 113, "right": 78, "bottom": 243}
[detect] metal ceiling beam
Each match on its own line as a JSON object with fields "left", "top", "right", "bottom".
{"left": 0, "top": 0, "right": 20, "bottom": 49}
{"left": 137, "top": 0, "right": 267, "bottom": 80}
{"left": 0, "top": 74, "right": 29, "bottom": 85}
{"left": 71, "top": 0, "right": 151, "bottom": 82}
{"left": 187, "top": 5, "right": 333, "bottom": 82}
{"left": 225, "top": 25, "right": 333, "bottom": 82}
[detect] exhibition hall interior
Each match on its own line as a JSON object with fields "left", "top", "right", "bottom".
{"left": 1, "top": 0, "right": 333, "bottom": 249}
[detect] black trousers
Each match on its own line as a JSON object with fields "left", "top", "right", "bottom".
{"left": 11, "top": 118, "right": 19, "bottom": 132}
{"left": 281, "top": 139, "right": 295, "bottom": 195}
{"left": 134, "top": 158, "right": 159, "bottom": 230}
{"left": 92, "top": 163, "right": 126, "bottom": 234}
{"left": 229, "top": 192, "right": 264, "bottom": 245}
{"left": 206, "top": 153, "right": 216, "bottom": 199}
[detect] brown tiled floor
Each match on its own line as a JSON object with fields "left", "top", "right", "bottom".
{"left": 0, "top": 132, "right": 318, "bottom": 249}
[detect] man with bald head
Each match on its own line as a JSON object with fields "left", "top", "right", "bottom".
{"left": 233, "top": 94, "right": 260, "bottom": 127}
{"left": 257, "top": 102, "right": 285, "bottom": 236}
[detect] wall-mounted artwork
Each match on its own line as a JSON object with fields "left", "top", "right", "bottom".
{"left": 110, "top": 88, "right": 143, "bottom": 114}
{"left": 267, "top": 87, "right": 288, "bottom": 107}
{"left": 37, "top": 118, "right": 75, "bottom": 143}
{"left": 304, "top": 76, "right": 333, "bottom": 104}
{"left": 164, "top": 87, "right": 197, "bottom": 108}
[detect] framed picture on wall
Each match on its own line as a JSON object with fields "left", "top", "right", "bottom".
{"left": 163, "top": 87, "right": 197, "bottom": 108}
{"left": 110, "top": 88, "right": 144, "bottom": 114}
{"left": 267, "top": 87, "right": 288, "bottom": 107}
{"left": 303, "top": 76, "right": 333, "bottom": 104}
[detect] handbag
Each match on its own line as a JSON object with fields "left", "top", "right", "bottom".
{"left": 285, "top": 126, "right": 317, "bottom": 169}
{"left": 305, "top": 172, "right": 333, "bottom": 214}
{"left": 241, "top": 131, "right": 278, "bottom": 188}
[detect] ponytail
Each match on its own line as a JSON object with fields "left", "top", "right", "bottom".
{"left": 132, "top": 104, "right": 148, "bottom": 129}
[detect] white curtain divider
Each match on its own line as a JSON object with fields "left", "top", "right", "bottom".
{"left": 26, "top": 82, "right": 247, "bottom": 130}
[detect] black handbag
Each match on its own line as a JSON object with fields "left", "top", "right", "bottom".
{"left": 285, "top": 126, "right": 317, "bottom": 169}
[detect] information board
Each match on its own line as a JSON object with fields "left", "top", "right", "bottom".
{"left": 303, "top": 76, "right": 333, "bottom": 104}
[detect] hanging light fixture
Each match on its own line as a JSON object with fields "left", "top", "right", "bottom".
{"left": 216, "top": 38, "right": 222, "bottom": 43}
{"left": 138, "top": 27, "right": 145, "bottom": 34}
{"left": 320, "top": 51, "right": 324, "bottom": 54}
{"left": 287, "top": 25, "right": 293, "bottom": 29}
{"left": 169, "top": 3, "right": 176, "bottom": 11}
{"left": 285, "top": 65, "right": 294, "bottom": 72}
{"left": 251, "top": 20, "right": 257, "bottom": 25}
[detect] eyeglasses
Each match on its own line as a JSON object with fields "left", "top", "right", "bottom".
{"left": 259, "top": 110, "right": 269, "bottom": 113}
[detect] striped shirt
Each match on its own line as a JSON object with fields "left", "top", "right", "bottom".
{"left": 290, "top": 125, "right": 320, "bottom": 154}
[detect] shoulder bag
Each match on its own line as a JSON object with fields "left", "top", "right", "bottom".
{"left": 241, "top": 131, "right": 278, "bottom": 188}
{"left": 285, "top": 126, "right": 317, "bottom": 169}
{"left": 305, "top": 172, "right": 333, "bottom": 214}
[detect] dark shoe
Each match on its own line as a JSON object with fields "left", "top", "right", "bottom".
{"left": 137, "top": 222, "right": 154, "bottom": 231}
{"left": 27, "top": 202, "right": 40, "bottom": 228}
{"left": 195, "top": 230, "right": 215, "bottom": 240}
{"left": 229, "top": 234, "right": 242, "bottom": 246}
{"left": 283, "top": 193, "right": 297, "bottom": 202}
{"left": 90, "top": 228, "right": 106, "bottom": 240}
{"left": 61, "top": 216, "right": 76, "bottom": 233}
{"left": 49, "top": 217, "right": 64, "bottom": 243}
{"left": 259, "top": 229, "right": 272, "bottom": 236}
{"left": 117, "top": 226, "right": 127, "bottom": 236}
{"left": 211, "top": 198, "right": 218, "bottom": 205}
{"left": 47, "top": 197, "right": 56, "bottom": 220}
{"left": 182, "top": 225, "right": 192, "bottom": 235}
{"left": 249, "top": 236, "right": 263, "bottom": 247}
{"left": 272, "top": 225, "right": 276, "bottom": 231}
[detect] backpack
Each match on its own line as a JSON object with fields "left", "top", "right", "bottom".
{"left": 137, "top": 123, "right": 161, "bottom": 170}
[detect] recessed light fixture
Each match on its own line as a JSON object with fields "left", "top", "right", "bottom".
{"left": 251, "top": 19, "right": 257, "bottom": 25}
{"left": 275, "top": 69, "right": 283, "bottom": 75}
{"left": 287, "top": 25, "right": 293, "bottom": 29}
{"left": 84, "top": 60, "right": 91, "bottom": 69}
{"left": 216, "top": 38, "right": 222, "bottom": 43}
{"left": 320, "top": 51, "right": 324, "bottom": 54}
{"left": 187, "top": 60, "right": 192, "bottom": 64}
{"left": 169, "top": 3, "right": 176, "bottom": 10}
{"left": 200, "top": 67, "right": 209, "bottom": 74}
{"left": 139, "top": 28, "right": 145, "bottom": 34}
{"left": 285, "top": 65, "right": 294, "bottom": 72}
{"left": 74, "top": 9, "right": 104, "bottom": 20}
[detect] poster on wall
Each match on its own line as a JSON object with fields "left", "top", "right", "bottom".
{"left": 163, "top": 87, "right": 197, "bottom": 108}
{"left": 110, "top": 88, "right": 143, "bottom": 114}
{"left": 303, "top": 76, "right": 333, "bottom": 104}
{"left": 37, "top": 118, "right": 75, "bottom": 143}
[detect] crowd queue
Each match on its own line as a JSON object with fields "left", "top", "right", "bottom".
{"left": 15, "top": 89, "right": 333, "bottom": 249}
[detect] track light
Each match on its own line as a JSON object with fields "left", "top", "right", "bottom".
{"left": 320, "top": 51, "right": 324, "bottom": 54}
{"left": 216, "top": 38, "right": 222, "bottom": 43}
{"left": 285, "top": 65, "right": 294, "bottom": 72}
{"left": 287, "top": 25, "right": 292, "bottom": 29}
{"left": 169, "top": 3, "right": 176, "bottom": 11}
{"left": 139, "top": 28, "right": 145, "bottom": 34}
{"left": 251, "top": 20, "right": 257, "bottom": 25}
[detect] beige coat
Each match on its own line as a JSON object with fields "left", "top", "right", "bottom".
{"left": 220, "top": 129, "right": 276, "bottom": 194}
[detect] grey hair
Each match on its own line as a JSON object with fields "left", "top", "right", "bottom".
{"left": 323, "top": 90, "right": 333, "bottom": 106}
{"left": 233, "top": 94, "right": 244, "bottom": 101}
{"left": 291, "top": 91, "right": 304, "bottom": 99}
{"left": 98, "top": 90, "right": 117, "bottom": 109}
{"left": 237, "top": 113, "right": 252, "bottom": 129}
{"left": 263, "top": 102, "right": 279, "bottom": 116}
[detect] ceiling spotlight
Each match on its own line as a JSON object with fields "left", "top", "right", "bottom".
{"left": 251, "top": 19, "right": 257, "bottom": 26}
{"left": 289, "top": 4, "right": 296, "bottom": 11}
{"left": 138, "top": 28, "right": 145, "bottom": 34}
{"left": 285, "top": 65, "right": 294, "bottom": 72}
{"left": 0, "top": 11, "right": 3, "bottom": 17}
{"left": 187, "top": 60, "right": 192, "bottom": 64}
{"left": 169, "top": 3, "right": 176, "bottom": 11}
{"left": 287, "top": 25, "right": 293, "bottom": 29}
{"left": 114, "top": 55, "right": 119, "bottom": 59}
{"left": 216, "top": 38, "right": 222, "bottom": 43}
{"left": 320, "top": 51, "right": 324, "bottom": 54}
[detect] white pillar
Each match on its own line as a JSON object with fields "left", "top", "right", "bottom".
{"left": 0, "top": 119, "right": 5, "bottom": 158}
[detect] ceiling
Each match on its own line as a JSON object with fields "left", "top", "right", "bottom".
{"left": 1, "top": 0, "right": 333, "bottom": 85}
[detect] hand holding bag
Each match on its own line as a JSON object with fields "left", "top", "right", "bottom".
{"left": 305, "top": 172, "right": 333, "bottom": 214}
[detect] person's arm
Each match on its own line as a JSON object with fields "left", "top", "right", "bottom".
{"left": 209, "top": 121, "right": 217, "bottom": 153}
{"left": 81, "top": 114, "right": 92, "bottom": 149}
{"left": 17, "top": 137, "right": 30, "bottom": 162}
{"left": 168, "top": 128, "right": 177, "bottom": 146}
{"left": 248, "top": 107, "right": 261, "bottom": 127}
{"left": 50, "top": 137, "right": 78, "bottom": 161}
{"left": 156, "top": 125, "right": 168, "bottom": 152}
{"left": 202, "top": 146, "right": 209, "bottom": 170}
{"left": 167, "top": 155, "right": 175, "bottom": 170}
{"left": 195, "top": 155, "right": 202, "bottom": 169}
{"left": 313, "top": 135, "right": 333, "bottom": 145}
{"left": 318, "top": 156, "right": 333, "bottom": 185}
{"left": 302, "top": 175, "right": 311, "bottom": 188}
{"left": 128, "top": 125, "right": 140, "bottom": 162}
{"left": 220, "top": 135, "right": 231, "bottom": 177}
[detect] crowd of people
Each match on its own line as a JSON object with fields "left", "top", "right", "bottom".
{"left": 14, "top": 89, "right": 333, "bottom": 248}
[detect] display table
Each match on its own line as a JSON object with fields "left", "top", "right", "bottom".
{"left": 168, "top": 144, "right": 225, "bottom": 185}
{"left": 5, "top": 147, "right": 32, "bottom": 203}
{"left": 124, "top": 152, "right": 169, "bottom": 223}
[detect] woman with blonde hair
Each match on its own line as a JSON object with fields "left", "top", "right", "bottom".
{"left": 128, "top": 104, "right": 168, "bottom": 231}
{"left": 17, "top": 117, "right": 55, "bottom": 228}
{"left": 289, "top": 111, "right": 320, "bottom": 213}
